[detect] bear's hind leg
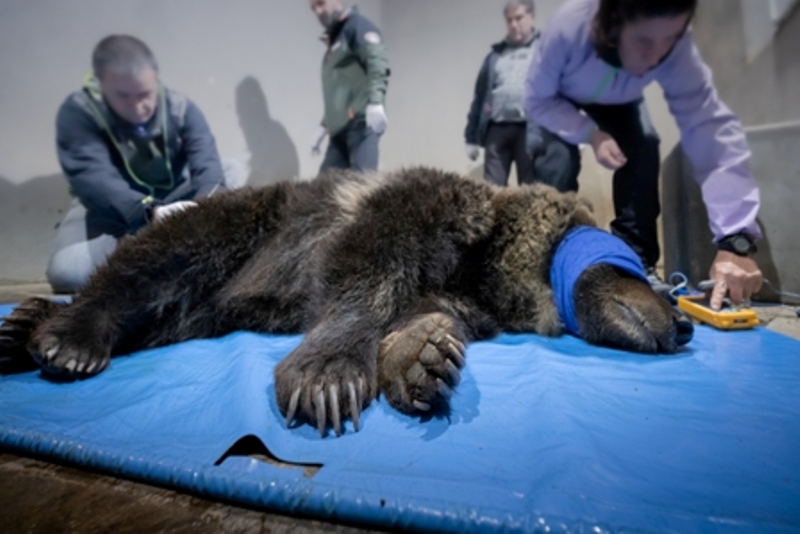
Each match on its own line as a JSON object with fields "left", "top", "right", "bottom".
{"left": 27, "top": 286, "right": 156, "bottom": 379}
{"left": 28, "top": 242, "right": 215, "bottom": 378}
{"left": 0, "top": 297, "right": 67, "bottom": 373}
{"left": 378, "top": 312, "right": 468, "bottom": 415}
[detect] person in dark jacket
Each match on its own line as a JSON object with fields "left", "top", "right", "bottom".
{"left": 48, "top": 34, "right": 244, "bottom": 293}
{"left": 464, "top": 0, "right": 579, "bottom": 186}
{"left": 309, "top": 0, "right": 390, "bottom": 173}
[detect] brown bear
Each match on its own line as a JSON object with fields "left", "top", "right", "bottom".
{"left": 0, "top": 167, "right": 689, "bottom": 437}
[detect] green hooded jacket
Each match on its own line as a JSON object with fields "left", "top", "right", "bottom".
{"left": 321, "top": 6, "right": 390, "bottom": 136}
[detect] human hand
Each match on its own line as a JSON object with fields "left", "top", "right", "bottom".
{"left": 365, "top": 103, "right": 388, "bottom": 135}
{"left": 590, "top": 129, "right": 627, "bottom": 170}
{"left": 152, "top": 200, "right": 198, "bottom": 223}
{"left": 707, "top": 250, "right": 763, "bottom": 310}
{"left": 311, "top": 126, "right": 328, "bottom": 157}
{"left": 465, "top": 143, "right": 480, "bottom": 161}
{"left": 311, "top": 126, "right": 328, "bottom": 156}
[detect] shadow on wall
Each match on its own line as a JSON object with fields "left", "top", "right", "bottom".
{"left": 0, "top": 174, "right": 71, "bottom": 285}
{"left": 235, "top": 76, "right": 300, "bottom": 185}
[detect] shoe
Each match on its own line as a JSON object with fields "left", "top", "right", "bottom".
{"left": 646, "top": 267, "right": 675, "bottom": 303}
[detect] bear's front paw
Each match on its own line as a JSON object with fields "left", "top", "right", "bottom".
{"left": 275, "top": 347, "right": 377, "bottom": 437}
{"left": 574, "top": 264, "right": 687, "bottom": 354}
{"left": 30, "top": 328, "right": 111, "bottom": 380}
{"left": 377, "top": 313, "right": 467, "bottom": 415}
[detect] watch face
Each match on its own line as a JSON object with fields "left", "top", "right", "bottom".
{"left": 718, "top": 234, "right": 755, "bottom": 256}
{"left": 730, "top": 235, "right": 753, "bottom": 255}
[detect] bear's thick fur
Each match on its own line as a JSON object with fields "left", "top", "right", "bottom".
{"left": 0, "top": 167, "right": 684, "bottom": 436}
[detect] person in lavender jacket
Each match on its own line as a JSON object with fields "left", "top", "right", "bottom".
{"left": 524, "top": 0, "right": 763, "bottom": 311}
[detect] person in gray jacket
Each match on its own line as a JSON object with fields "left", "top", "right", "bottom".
{"left": 465, "top": 0, "right": 579, "bottom": 186}
{"left": 48, "top": 35, "right": 244, "bottom": 293}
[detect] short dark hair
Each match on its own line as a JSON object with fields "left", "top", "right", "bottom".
{"left": 92, "top": 35, "right": 158, "bottom": 79}
{"left": 504, "top": 0, "right": 535, "bottom": 18}
{"left": 591, "top": 0, "right": 697, "bottom": 48}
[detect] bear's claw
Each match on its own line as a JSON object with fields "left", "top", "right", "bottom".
{"left": 31, "top": 332, "right": 110, "bottom": 380}
{"left": 283, "top": 377, "right": 366, "bottom": 437}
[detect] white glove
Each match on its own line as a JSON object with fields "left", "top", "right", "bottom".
{"left": 311, "top": 126, "right": 328, "bottom": 157}
{"left": 465, "top": 143, "right": 481, "bottom": 161}
{"left": 365, "top": 103, "right": 388, "bottom": 135}
{"left": 152, "top": 200, "right": 198, "bottom": 223}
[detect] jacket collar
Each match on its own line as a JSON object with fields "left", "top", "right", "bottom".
{"left": 326, "top": 5, "right": 357, "bottom": 44}
{"left": 491, "top": 30, "right": 540, "bottom": 53}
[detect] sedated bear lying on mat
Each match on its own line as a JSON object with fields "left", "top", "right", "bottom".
{"left": 0, "top": 167, "right": 691, "bottom": 436}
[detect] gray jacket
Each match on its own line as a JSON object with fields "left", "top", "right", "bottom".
{"left": 464, "top": 33, "right": 540, "bottom": 147}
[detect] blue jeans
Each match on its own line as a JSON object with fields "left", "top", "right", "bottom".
{"left": 320, "top": 120, "right": 380, "bottom": 174}
{"left": 526, "top": 122, "right": 582, "bottom": 189}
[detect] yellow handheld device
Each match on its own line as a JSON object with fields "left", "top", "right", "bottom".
{"left": 677, "top": 295, "right": 759, "bottom": 330}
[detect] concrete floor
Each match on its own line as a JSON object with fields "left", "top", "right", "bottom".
{"left": 1, "top": 282, "right": 799, "bottom": 533}
{"left": 0, "top": 453, "right": 378, "bottom": 534}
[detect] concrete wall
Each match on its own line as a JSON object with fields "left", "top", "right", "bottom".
{"left": 379, "top": 0, "right": 678, "bottom": 237}
{"left": 662, "top": 0, "right": 800, "bottom": 300}
{"left": 0, "top": 0, "right": 380, "bottom": 284}
{"left": 0, "top": 0, "right": 692, "bottom": 285}
{"left": 379, "top": 0, "right": 563, "bottom": 175}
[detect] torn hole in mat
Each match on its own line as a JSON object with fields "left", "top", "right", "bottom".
{"left": 215, "top": 434, "right": 323, "bottom": 478}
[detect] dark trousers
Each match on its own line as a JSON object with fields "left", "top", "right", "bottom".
{"left": 486, "top": 121, "right": 582, "bottom": 188}
{"left": 484, "top": 122, "right": 531, "bottom": 186}
{"left": 539, "top": 99, "right": 661, "bottom": 270}
{"left": 320, "top": 120, "right": 379, "bottom": 174}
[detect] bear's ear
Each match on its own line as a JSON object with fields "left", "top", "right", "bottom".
{"left": 568, "top": 199, "right": 596, "bottom": 228}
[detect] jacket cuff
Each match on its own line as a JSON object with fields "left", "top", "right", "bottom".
{"left": 141, "top": 195, "right": 164, "bottom": 224}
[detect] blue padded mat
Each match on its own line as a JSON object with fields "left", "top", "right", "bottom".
{"left": 1, "top": 303, "right": 799, "bottom": 532}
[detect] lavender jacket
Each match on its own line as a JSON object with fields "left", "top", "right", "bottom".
{"left": 524, "top": 0, "right": 761, "bottom": 242}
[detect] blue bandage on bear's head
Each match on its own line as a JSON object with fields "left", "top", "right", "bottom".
{"left": 550, "top": 226, "right": 649, "bottom": 337}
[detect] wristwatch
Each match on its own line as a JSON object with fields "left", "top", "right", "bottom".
{"left": 717, "top": 233, "right": 757, "bottom": 257}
